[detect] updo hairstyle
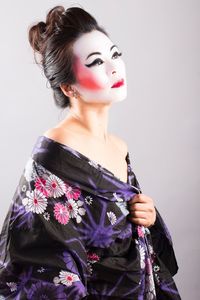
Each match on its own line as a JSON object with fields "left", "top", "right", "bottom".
{"left": 28, "top": 5, "right": 108, "bottom": 108}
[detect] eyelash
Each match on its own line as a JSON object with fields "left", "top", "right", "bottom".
{"left": 85, "top": 51, "right": 122, "bottom": 68}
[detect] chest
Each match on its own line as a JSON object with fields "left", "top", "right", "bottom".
{"left": 74, "top": 138, "right": 128, "bottom": 183}
{"left": 44, "top": 129, "right": 128, "bottom": 184}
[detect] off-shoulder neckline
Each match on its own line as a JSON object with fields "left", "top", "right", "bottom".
{"left": 39, "top": 135, "right": 130, "bottom": 184}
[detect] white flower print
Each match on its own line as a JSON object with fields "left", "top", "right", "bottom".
{"left": 21, "top": 184, "right": 27, "bottom": 192}
{"left": 24, "top": 158, "right": 36, "bottom": 181}
{"left": 64, "top": 199, "right": 86, "bottom": 223}
{"left": 22, "top": 189, "right": 48, "bottom": 214}
{"left": 145, "top": 259, "right": 156, "bottom": 300}
{"left": 6, "top": 282, "right": 17, "bottom": 292}
{"left": 113, "top": 192, "right": 123, "bottom": 202}
{"left": 85, "top": 195, "right": 93, "bottom": 205}
{"left": 37, "top": 267, "right": 45, "bottom": 273}
{"left": 59, "top": 270, "right": 80, "bottom": 286}
{"left": 0, "top": 295, "right": 5, "bottom": 300}
{"left": 77, "top": 200, "right": 85, "bottom": 213}
{"left": 76, "top": 215, "right": 82, "bottom": 223}
{"left": 146, "top": 291, "right": 155, "bottom": 300}
{"left": 139, "top": 244, "right": 146, "bottom": 269}
{"left": 66, "top": 199, "right": 78, "bottom": 218}
{"left": 45, "top": 174, "right": 67, "bottom": 198}
{"left": 43, "top": 212, "right": 50, "bottom": 221}
{"left": 87, "top": 262, "right": 93, "bottom": 275}
{"left": 78, "top": 207, "right": 86, "bottom": 216}
{"left": 76, "top": 200, "right": 86, "bottom": 223}
{"left": 107, "top": 211, "right": 117, "bottom": 225}
{"left": 153, "top": 265, "right": 160, "bottom": 272}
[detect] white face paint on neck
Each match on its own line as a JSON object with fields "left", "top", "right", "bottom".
{"left": 71, "top": 30, "right": 127, "bottom": 104}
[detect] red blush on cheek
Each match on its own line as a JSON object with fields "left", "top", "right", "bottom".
{"left": 73, "top": 59, "right": 103, "bottom": 90}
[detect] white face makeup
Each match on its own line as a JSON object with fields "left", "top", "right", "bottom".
{"left": 71, "top": 30, "right": 127, "bottom": 104}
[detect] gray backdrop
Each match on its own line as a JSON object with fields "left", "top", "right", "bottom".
{"left": 0, "top": 1, "right": 199, "bottom": 299}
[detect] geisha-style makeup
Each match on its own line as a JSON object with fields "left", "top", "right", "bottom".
{"left": 70, "top": 30, "right": 127, "bottom": 104}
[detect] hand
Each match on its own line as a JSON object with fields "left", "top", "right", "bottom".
{"left": 127, "top": 193, "right": 156, "bottom": 227}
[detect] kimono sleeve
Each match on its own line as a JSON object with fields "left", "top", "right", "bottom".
{"left": 149, "top": 207, "right": 179, "bottom": 277}
{"left": 130, "top": 165, "right": 179, "bottom": 277}
{"left": 0, "top": 157, "right": 88, "bottom": 300}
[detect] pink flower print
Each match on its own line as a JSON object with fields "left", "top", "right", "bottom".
{"left": 146, "top": 257, "right": 153, "bottom": 275}
{"left": 65, "top": 183, "right": 81, "bottom": 200}
{"left": 87, "top": 252, "right": 100, "bottom": 263}
{"left": 35, "top": 177, "right": 49, "bottom": 197}
{"left": 59, "top": 270, "right": 80, "bottom": 286}
{"left": 137, "top": 225, "right": 145, "bottom": 238}
{"left": 54, "top": 203, "right": 70, "bottom": 225}
{"left": 46, "top": 175, "right": 67, "bottom": 198}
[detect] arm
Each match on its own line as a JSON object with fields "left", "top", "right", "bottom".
{"left": 0, "top": 157, "right": 88, "bottom": 299}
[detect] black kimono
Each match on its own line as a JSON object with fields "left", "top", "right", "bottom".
{"left": 0, "top": 135, "right": 181, "bottom": 299}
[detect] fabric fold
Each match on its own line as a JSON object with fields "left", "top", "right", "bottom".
{"left": 0, "top": 135, "right": 181, "bottom": 299}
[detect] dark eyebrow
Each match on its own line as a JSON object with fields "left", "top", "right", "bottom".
{"left": 86, "top": 44, "right": 118, "bottom": 60}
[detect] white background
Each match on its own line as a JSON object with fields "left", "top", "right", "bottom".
{"left": 0, "top": 1, "right": 199, "bottom": 299}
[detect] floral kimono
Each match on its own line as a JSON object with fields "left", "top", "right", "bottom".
{"left": 0, "top": 135, "right": 181, "bottom": 299}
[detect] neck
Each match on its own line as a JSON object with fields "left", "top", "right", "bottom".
{"left": 65, "top": 100, "right": 112, "bottom": 143}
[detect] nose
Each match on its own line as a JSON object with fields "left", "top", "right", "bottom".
{"left": 106, "top": 60, "right": 117, "bottom": 76}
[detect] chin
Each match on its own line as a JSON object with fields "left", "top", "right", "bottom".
{"left": 113, "top": 91, "right": 127, "bottom": 102}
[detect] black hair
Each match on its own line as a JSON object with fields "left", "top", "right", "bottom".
{"left": 28, "top": 5, "right": 108, "bottom": 109}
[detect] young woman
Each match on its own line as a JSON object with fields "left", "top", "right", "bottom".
{"left": 0, "top": 5, "right": 181, "bottom": 299}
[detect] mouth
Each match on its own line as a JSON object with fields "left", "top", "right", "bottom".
{"left": 111, "top": 78, "right": 124, "bottom": 88}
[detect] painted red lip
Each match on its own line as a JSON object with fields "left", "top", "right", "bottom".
{"left": 111, "top": 79, "right": 124, "bottom": 88}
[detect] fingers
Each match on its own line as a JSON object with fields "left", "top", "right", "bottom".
{"left": 128, "top": 211, "right": 154, "bottom": 227}
{"left": 128, "top": 194, "right": 153, "bottom": 205}
{"left": 127, "top": 193, "right": 156, "bottom": 227}
{"left": 129, "top": 217, "right": 153, "bottom": 227}
{"left": 129, "top": 210, "right": 150, "bottom": 219}
{"left": 128, "top": 202, "right": 154, "bottom": 213}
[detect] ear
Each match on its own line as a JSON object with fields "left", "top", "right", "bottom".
{"left": 60, "top": 83, "right": 74, "bottom": 98}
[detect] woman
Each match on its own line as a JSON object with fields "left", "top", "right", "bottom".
{"left": 0, "top": 5, "right": 181, "bottom": 299}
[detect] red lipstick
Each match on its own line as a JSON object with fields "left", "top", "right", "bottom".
{"left": 111, "top": 78, "right": 124, "bottom": 88}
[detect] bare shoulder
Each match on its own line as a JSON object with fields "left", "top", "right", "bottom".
{"left": 43, "top": 127, "right": 75, "bottom": 145}
{"left": 43, "top": 127, "right": 63, "bottom": 139}
{"left": 109, "top": 133, "right": 128, "bottom": 156}
{"left": 43, "top": 128, "right": 128, "bottom": 156}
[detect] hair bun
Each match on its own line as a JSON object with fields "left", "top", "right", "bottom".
{"left": 45, "top": 6, "right": 65, "bottom": 35}
{"left": 28, "top": 6, "right": 65, "bottom": 54}
{"left": 28, "top": 21, "right": 46, "bottom": 53}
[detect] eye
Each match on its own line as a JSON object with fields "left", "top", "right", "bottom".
{"left": 84, "top": 51, "right": 122, "bottom": 68}
{"left": 85, "top": 58, "right": 104, "bottom": 68}
{"left": 112, "top": 51, "right": 122, "bottom": 59}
